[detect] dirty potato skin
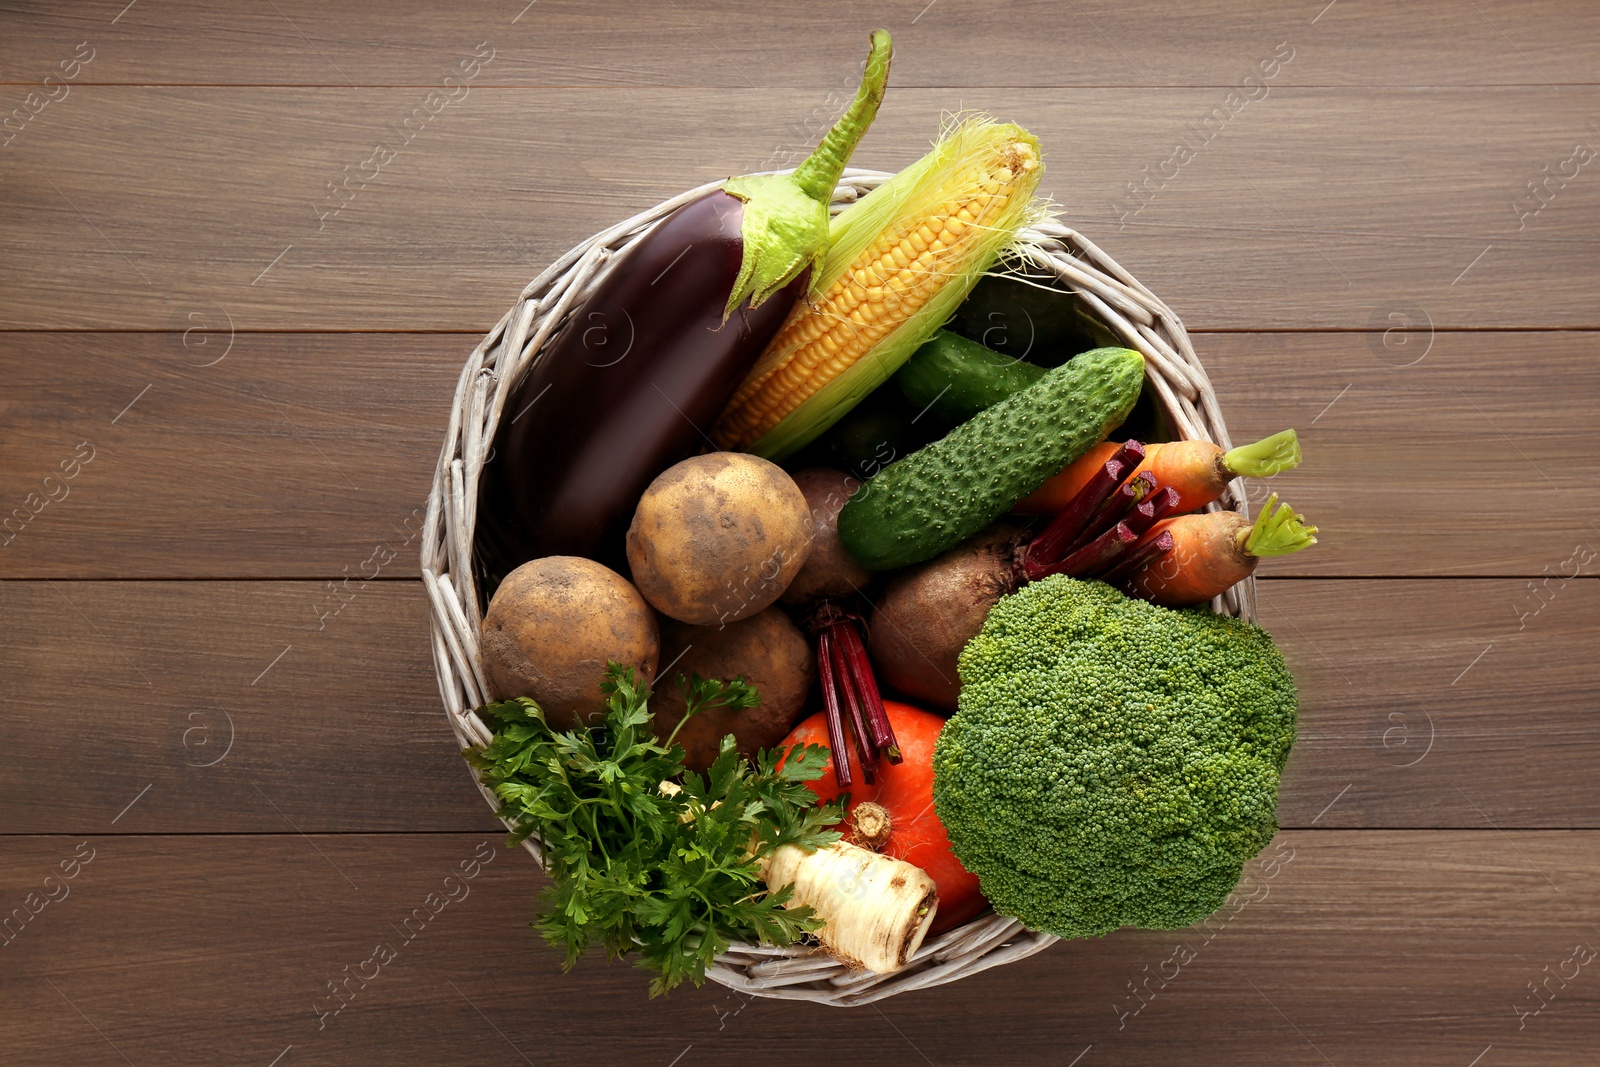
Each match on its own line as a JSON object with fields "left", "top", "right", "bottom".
{"left": 479, "top": 556, "right": 659, "bottom": 727}
{"left": 780, "top": 468, "right": 875, "bottom": 606}
{"left": 648, "top": 607, "right": 816, "bottom": 772}
{"left": 626, "top": 452, "right": 813, "bottom": 626}
{"left": 868, "top": 523, "right": 1025, "bottom": 713}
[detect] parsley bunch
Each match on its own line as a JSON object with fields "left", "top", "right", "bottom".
{"left": 466, "top": 664, "right": 843, "bottom": 995}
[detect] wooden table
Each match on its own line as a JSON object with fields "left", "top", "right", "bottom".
{"left": 3, "top": 2, "right": 1596, "bottom": 1064}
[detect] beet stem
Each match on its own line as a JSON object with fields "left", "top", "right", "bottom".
{"left": 1033, "top": 521, "right": 1137, "bottom": 580}
{"left": 836, "top": 619, "right": 902, "bottom": 764}
{"left": 827, "top": 628, "right": 878, "bottom": 784}
{"left": 1103, "top": 529, "right": 1177, "bottom": 587}
{"left": 815, "top": 628, "right": 854, "bottom": 789}
{"left": 1127, "top": 486, "right": 1180, "bottom": 539}
{"left": 1118, "top": 486, "right": 1181, "bottom": 554}
{"left": 1024, "top": 458, "right": 1129, "bottom": 579}
{"left": 1068, "top": 471, "right": 1156, "bottom": 554}
{"left": 1104, "top": 440, "right": 1147, "bottom": 476}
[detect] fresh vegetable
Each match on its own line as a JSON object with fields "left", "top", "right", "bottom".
{"left": 467, "top": 665, "right": 844, "bottom": 995}
{"left": 781, "top": 468, "right": 875, "bottom": 604}
{"left": 713, "top": 117, "right": 1045, "bottom": 458}
{"left": 1128, "top": 492, "right": 1318, "bottom": 606}
{"left": 894, "top": 329, "right": 1047, "bottom": 426}
{"left": 863, "top": 443, "right": 1184, "bottom": 714}
{"left": 783, "top": 700, "right": 988, "bottom": 934}
{"left": 837, "top": 346, "right": 1145, "bottom": 571}
{"left": 479, "top": 556, "right": 659, "bottom": 726}
{"left": 810, "top": 602, "right": 900, "bottom": 788}
{"left": 626, "top": 452, "right": 814, "bottom": 626}
{"left": 1016, "top": 428, "right": 1302, "bottom": 515}
{"left": 476, "top": 32, "right": 893, "bottom": 577}
{"left": 868, "top": 521, "right": 1024, "bottom": 711}
{"left": 947, "top": 268, "right": 1118, "bottom": 364}
{"left": 1017, "top": 441, "right": 1172, "bottom": 581}
{"left": 761, "top": 839, "right": 937, "bottom": 974}
{"left": 791, "top": 384, "right": 942, "bottom": 483}
{"left": 648, "top": 607, "right": 815, "bottom": 772}
{"left": 933, "top": 577, "right": 1298, "bottom": 939}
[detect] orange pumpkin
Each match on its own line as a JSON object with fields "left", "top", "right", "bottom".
{"left": 782, "top": 700, "right": 987, "bottom": 934}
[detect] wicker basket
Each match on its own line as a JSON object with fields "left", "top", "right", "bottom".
{"left": 422, "top": 169, "right": 1253, "bottom": 1006}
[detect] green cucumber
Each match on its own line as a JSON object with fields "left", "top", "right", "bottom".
{"left": 837, "top": 347, "right": 1145, "bottom": 570}
{"left": 895, "top": 330, "right": 1046, "bottom": 426}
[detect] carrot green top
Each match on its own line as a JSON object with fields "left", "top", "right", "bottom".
{"left": 1241, "top": 493, "right": 1319, "bottom": 558}
{"left": 1223, "top": 429, "right": 1302, "bottom": 478}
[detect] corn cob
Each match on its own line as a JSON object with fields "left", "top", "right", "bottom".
{"left": 711, "top": 118, "right": 1045, "bottom": 459}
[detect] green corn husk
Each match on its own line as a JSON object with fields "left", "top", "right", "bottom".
{"left": 713, "top": 116, "right": 1048, "bottom": 460}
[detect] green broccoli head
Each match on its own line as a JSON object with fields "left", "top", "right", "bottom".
{"left": 932, "top": 576, "right": 1297, "bottom": 939}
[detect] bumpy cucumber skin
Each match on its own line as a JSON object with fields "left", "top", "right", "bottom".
{"left": 895, "top": 330, "right": 1047, "bottom": 425}
{"left": 838, "top": 347, "right": 1144, "bottom": 570}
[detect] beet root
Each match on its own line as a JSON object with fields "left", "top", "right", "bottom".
{"left": 781, "top": 467, "right": 875, "bottom": 605}
{"left": 867, "top": 523, "right": 1023, "bottom": 712}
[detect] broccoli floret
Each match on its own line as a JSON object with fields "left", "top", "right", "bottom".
{"left": 932, "top": 575, "right": 1297, "bottom": 939}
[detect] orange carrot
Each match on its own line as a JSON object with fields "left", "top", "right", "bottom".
{"left": 1127, "top": 493, "right": 1317, "bottom": 606}
{"left": 1013, "top": 441, "right": 1120, "bottom": 514}
{"left": 1015, "top": 429, "right": 1301, "bottom": 515}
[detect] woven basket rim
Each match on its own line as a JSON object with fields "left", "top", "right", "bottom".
{"left": 421, "top": 168, "right": 1253, "bottom": 1007}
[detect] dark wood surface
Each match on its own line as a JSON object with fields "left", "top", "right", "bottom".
{"left": 3, "top": 3, "right": 1597, "bottom": 1065}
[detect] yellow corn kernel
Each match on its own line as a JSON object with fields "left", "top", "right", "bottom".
{"left": 713, "top": 123, "right": 1042, "bottom": 456}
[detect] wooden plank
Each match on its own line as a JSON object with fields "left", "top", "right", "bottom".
{"left": 0, "top": 831, "right": 1594, "bottom": 1065}
{"left": 1264, "top": 578, "right": 1600, "bottom": 829}
{"left": 3, "top": 330, "right": 1593, "bottom": 579}
{"left": 2, "top": 0, "right": 1596, "bottom": 88}
{"left": 1205, "top": 330, "right": 1600, "bottom": 578}
{"left": 1, "top": 578, "right": 1595, "bottom": 832}
{"left": 0, "top": 332, "right": 457, "bottom": 579}
{"left": 0, "top": 581, "right": 496, "bottom": 833}
{"left": 1, "top": 87, "right": 1597, "bottom": 330}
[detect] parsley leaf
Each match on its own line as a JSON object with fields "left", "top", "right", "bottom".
{"left": 465, "top": 663, "right": 843, "bottom": 995}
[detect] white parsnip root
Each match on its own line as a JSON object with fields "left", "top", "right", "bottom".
{"left": 762, "top": 840, "right": 938, "bottom": 974}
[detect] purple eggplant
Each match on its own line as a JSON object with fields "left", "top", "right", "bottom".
{"left": 477, "top": 30, "right": 893, "bottom": 583}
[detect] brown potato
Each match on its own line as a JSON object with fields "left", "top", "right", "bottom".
{"left": 626, "top": 452, "right": 813, "bottom": 626}
{"left": 479, "top": 556, "right": 659, "bottom": 727}
{"left": 648, "top": 607, "right": 816, "bottom": 772}
{"left": 781, "top": 467, "right": 875, "bottom": 605}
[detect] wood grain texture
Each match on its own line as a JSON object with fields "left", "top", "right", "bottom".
{"left": 1205, "top": 330, "right": 1600, "bottom": 578}
{"left": 4, "top": 331, "right": 1594, "bottom": 579}
{"left": 1264, "top": 578, "right": 1600, "bottom": 828}
{"left": 0, "top": 332, "right": 457, "bottom": 579}
{"left": 0, "top": 581, "right": 496, "bottom": 833}
{"left": 1, "top": 832, "right": 1595, "bottom": 1066}
{"left": 2, "top": 0, "right": 1596, "bottom": 88}
{"left": 2, "top": 2, "right": 1595, "bottom": 1057}
{"left": 1, "top": 578, "right": 1595, "bottom": 833}
{"left": 2, "top": 88, "right": 1597, "bottom": 330}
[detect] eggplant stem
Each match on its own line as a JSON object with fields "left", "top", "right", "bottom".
{"left": 792, "top": 30, "right": 894, "bottom": 203}
{"left": 719, "top": 31, "right": 893, "bottom": 320}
